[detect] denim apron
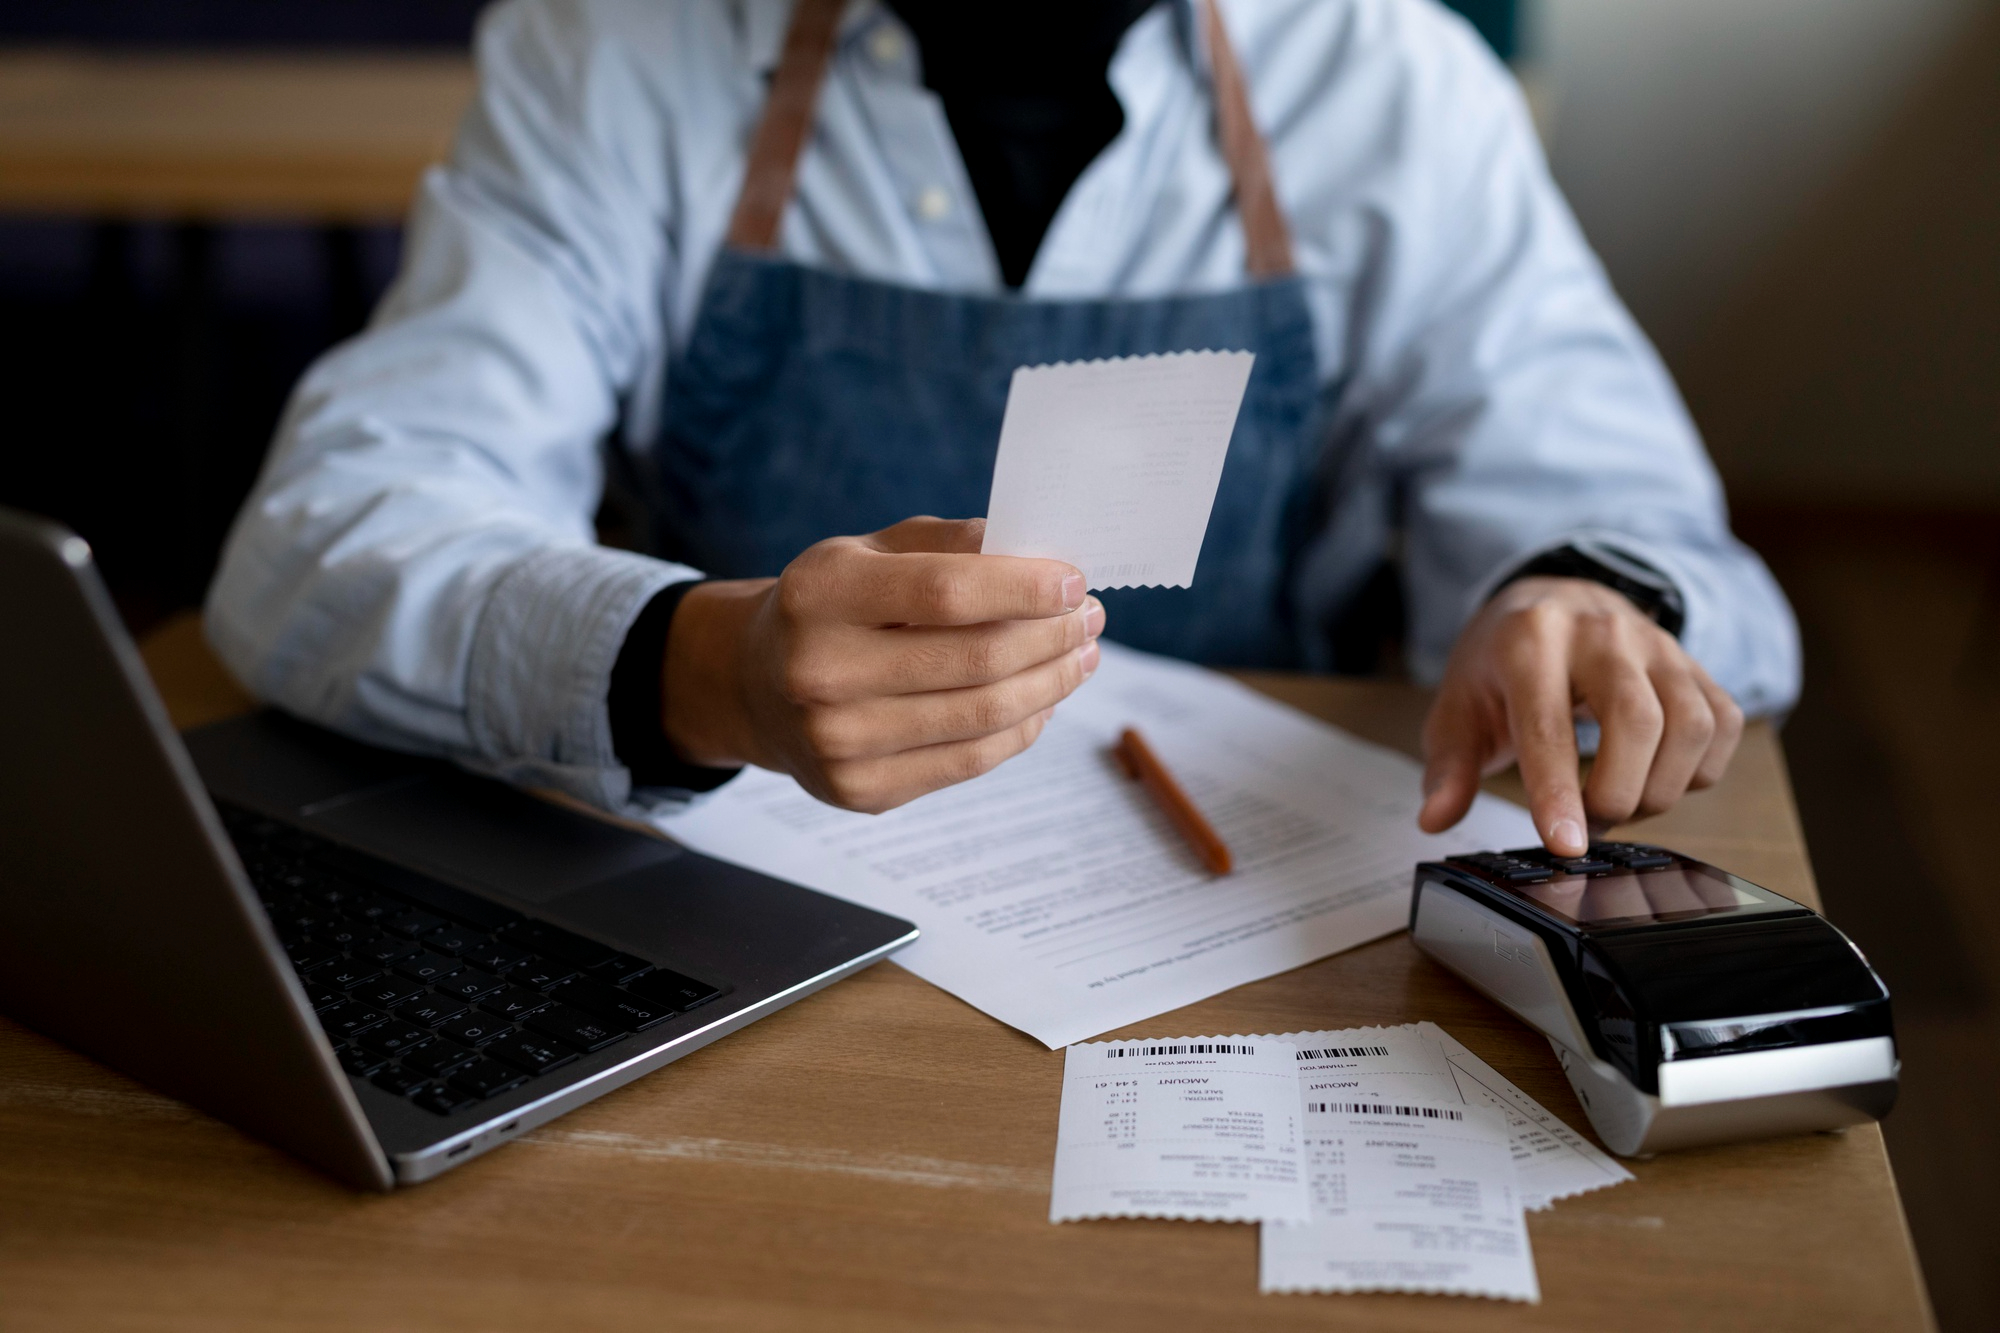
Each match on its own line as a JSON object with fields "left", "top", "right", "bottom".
{"left": 648, "top": 0, "right": 1328, "bottom": 667}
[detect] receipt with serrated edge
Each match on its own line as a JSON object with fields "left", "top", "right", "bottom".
{"left": 1051, "top": 1035, "right": 1308, "bottom": 1223}
{"left": 1261, "top": 1096, "right": 1539, "bottom": 1301}
{"left": 981, "top": 350, "right": 1253, "bottom": 590}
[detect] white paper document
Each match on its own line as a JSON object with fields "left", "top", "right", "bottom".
{"left": 652, "top": 643, "right": 1537, "bottom": 1048}
{"left": 1261, "top": 1098, "right": 1538, "bottom": 1301}
{"left": 980, "top": 351, "right": 1254, "bottom": 589}
{"left": 1050, "top": 1037, "right": 1309, "bottom": 1223}
{"left": 1419, "top": 1022, "right": 1634, "bottom": 1209}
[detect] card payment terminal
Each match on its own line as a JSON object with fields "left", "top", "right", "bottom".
{"left": 1410, "top": 843, "right": 1897, "bottom": 1156}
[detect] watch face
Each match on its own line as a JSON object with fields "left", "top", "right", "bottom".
{"left": 1497, "top": 863, "right": 1801, "bottom": 931}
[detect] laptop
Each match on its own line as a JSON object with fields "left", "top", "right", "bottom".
{"left": 0, "top": 506, "right": 918, "bottom": 1189}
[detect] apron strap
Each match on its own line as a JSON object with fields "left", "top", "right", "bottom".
{"left": 1200, "top": 0, "right": 1295, "bottom": 278}
{"left": 726, "top": 0, "right": 1297, "bottom": 279}
{"left": 725, "top": 0, "right": 847, "bottom": 251}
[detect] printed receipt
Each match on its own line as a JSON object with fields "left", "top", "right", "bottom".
{"left": 1263, "top": 1027, "right": 1544, "bottom": 1300}
{"left": 1418, "top": 1022, "right": 1634, "bottom": 1210}
{"left": 1287, "top": 1025, "right": 1633, "bottom": 1211}
{"left": 1046, "top": 1025, "right": 1628, "bottom": 1301}
{"left": 1262, "top": 1099, "right": 1538, "bottom": 1301}
{"left": 1050, "top": 1037, "right": 1309, "bottom": 1223}
{"left": 981, "top": 351, "right": 1254, "bottom": 589}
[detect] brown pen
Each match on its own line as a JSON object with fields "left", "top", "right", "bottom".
{"left": 1113, "top": 726, "right": 1234, "bottom": 875}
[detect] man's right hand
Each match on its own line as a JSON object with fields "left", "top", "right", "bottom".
{"left": 660, "top": 517, "right": 1103, "bottom": 813}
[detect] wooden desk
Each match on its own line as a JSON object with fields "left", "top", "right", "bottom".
{"left": 0, "top": 50, "right": 473, "bottom": 221}
{"left": 0, "top": 615, "right": 1934, "bottom": 1331}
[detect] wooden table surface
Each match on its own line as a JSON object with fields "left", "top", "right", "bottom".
{"left": 0, "top": 50, "right": 472, "bottom": 220}
{"left": 0, "top": 614, "right": 1934, "bottom": 1331}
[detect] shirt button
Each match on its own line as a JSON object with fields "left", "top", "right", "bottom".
{"left": 868, "top": 26, "right": 906, "bottom": 66}
{"left": 915, "top": 185, "right": 952, "bottom": 221}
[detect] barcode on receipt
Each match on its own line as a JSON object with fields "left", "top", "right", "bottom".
{"left": 1106, "top": 1043, "right": 1256, "bottom": 1058}
{"left": 1294, "top": 1046, "right": 1390, "bottom": 1060}
{"left": 1307, "top": 1102, "right": 1465, "bottom": 1120}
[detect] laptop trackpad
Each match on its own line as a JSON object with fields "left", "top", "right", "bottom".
{"left": 307, "top": 776, "right": 681, "bottom": 906}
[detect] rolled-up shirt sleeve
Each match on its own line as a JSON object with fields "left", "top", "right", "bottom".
{"left": 205, "top": 0, "right": 701, "bottom": 811}
{"left": 1310, "top": 2, "right": 1799, "bottom": 718}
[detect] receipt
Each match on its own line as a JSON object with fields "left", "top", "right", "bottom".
{"left": 1418, "top": 1023, "right": 1633, "bottom": 1209}
{"left": 981, "top": 350, "right": 1254, "bottom": 589}
{"left": 1045, "top": 1025, "right": 1617, "bottom": 1300}
{"left": 1281, "top": 1024, "right": 1632, "bottom": 1211}
{"left": 1261, "top": 1100, "right": 1539, "bottom": 1301}
{"left": 1051, "top": 1036, "right": 1309, "bottom": 1223}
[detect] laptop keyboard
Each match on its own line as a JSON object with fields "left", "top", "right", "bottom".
{"left": 218, "top": 805, "right": 723, "bottom": 1117}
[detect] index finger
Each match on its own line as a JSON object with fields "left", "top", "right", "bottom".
{"left": 844, "top": 550, "right": 1086, "bottom": 626}
{"left": 868, "top": 516, "right": 987, "bottom": 556}
{"left": 1502, "top": 649, "right": 1590, "bottom": 857}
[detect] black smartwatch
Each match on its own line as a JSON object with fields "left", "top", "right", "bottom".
{"left": 1491, "top": 540, "right": 1686, "bottom": 638}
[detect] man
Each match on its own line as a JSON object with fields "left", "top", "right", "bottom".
{"left": 207, "top": 0, "right": 1798, "bottom": 858}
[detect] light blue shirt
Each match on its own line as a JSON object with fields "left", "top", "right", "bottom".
{"left": 206, "top": 0, "right": 1799, "bottom": 813}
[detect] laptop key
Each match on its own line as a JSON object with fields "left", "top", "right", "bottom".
{"left": 436, "top": 1014, "right": 513, "bottom": 1048}
{"left": 626, "top": 968, "right": 722, "bottom": 1012}
{"left": 311, "top": 922, "right": 366, "bottom": 950}
{"left": 351, "top": 978, "right": 426, "bottom": 1010}
{"left": 584, "top": 953, "right": 655, "bottom": 985}
{"left": 393, "top": 950, "right": 462, "bottom": 983}
{"left": 525, "top": 1003, "right": 628, "bottom": 1052}
{"left": 358, "top": 1022, "right": 433, "bottom": 1057}
{"left": 286, "top": 944, "right": 342, "bottom": 972}
{"left": 384, "top": 910, "right": 449, "bottom": 941}
{"left": 305, "top": 960, "right": 381, "bottom": 991}
{"left": 401, "top": 1040, "right": 480, "bottom": 1079}
{"left": 554, "top": 978, "right": 675, "bottom": 1030}
{"left": 449, "top": 1058, "right": 528, "bottom": 1100}
{"left": 371, "top": 1067, "right": 430, "bottom": 1097}
{"left": 510, "top": 958, "right": 580, "bottom": 992}
{"left": 396, "top": 994, "right": 469, "bottom": 1028}
{"left": 484, "top": 1033, "right": 578, "bottom": 1077}
{"left": 461, "top": 940, "right": 532, "bottom": 975}
{"left": 318, "top": 1001, "right": 390, "bottom": 1040}
{"left": 338, "top": 1046, "right": 389, "bottom": 1077}
{"left": 412, "top": 1084, "right": 478, "bottom": 1116}
{"left": 477, "top": 986, "right": 551, "bottom": 1021}
{"left": 355, "top": 933, "right": 419, "bottom": 966}
{"left": 303, "top": 881, "right": 358, "bottom": 909}
{"left": 431, "top": 968, "right": 505, "bottom": 1003}
{"left": 305, "top": 984, "right": 346, "bottom": 1012}
{"left": 424, "top": 925, "right": 490, "bottom": 957}
{"left": 340, "top": 893, "right": 401, "bottom": 922}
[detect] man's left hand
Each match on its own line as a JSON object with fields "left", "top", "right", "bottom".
{"left": 1417, "top": 576, "right": 1745, "bottom": 857}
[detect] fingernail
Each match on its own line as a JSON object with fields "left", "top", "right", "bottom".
{"left": 1060, "top": 573, "right": 1086, "bottom": 610}
{"left": 1083, "top": 596, "right": 1106, "bottom": 637}
{"left": 1078, "top": 640, "right": 1101, "bottom": 678}
{"left": 1549, "top": 818, "right": 1584, "bottom": 852}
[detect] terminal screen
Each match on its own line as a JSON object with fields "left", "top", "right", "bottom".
{"left": 1501, "top": 864, "right": 1799, "bottom": 930}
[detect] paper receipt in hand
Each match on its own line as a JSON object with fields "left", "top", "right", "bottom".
{"left": 1050, "top": 1036, "right": 1308, "bottom": 1223}
{"left": 981, "top": 351, "right": 1254, "bottom": 589}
